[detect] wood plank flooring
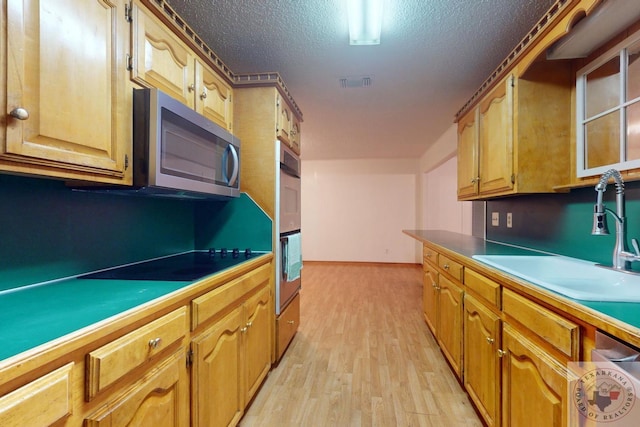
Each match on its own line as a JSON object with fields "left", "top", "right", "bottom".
{"left": 240, "top": 262, "right": 482, "bottom": 427}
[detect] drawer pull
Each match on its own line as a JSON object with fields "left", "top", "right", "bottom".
{"left": 443, "top": 264, "right": 450, "bottom": 270}
{"left": 148, "top": 338, "right": 162, "bottom": 349}
{"left": 486, "top": 336, "right": 495, "bottom": 344}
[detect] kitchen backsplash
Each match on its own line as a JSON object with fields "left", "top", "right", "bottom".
{"left": 0, "top": 174, "right": 271, "bottom": 290}
{"left": 486, "top": 180, "right": 640, "bottom": 267}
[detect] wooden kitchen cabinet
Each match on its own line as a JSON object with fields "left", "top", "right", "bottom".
{"left": 190, "top": 262, "right": 272, "bottom": 427}
{"left": 276, "top": 292, "right": 300, "bottom": 360}
{"left": 457, "top": 61, "right": 572, "bottom": 200}
{"left": 276, "top": 94, "right": 300, "bottom": 152}
{"left": 2, "top": 0, "right": 132, "bottom": 184}
{"left": 437, "top": 274, "right": 464, "bottom": 377}
{"left": 421, "top": 244, "right": 464, "bottom": 378}
{"left": 501, "top": 324, "right": 577, "bottom": 427}
{"left": 191, "top": 305, "right": 245, "bottom": 427}
{"left": 84, "top": 349, "right": 189, "bottom": 427}
{"left": 464, "top": 293, "right": 501, "bottom": 427}
{"left": 0, "top": 362, "right": 74, "bottom": 427}
{"left": 131, "top": 1, "right": 234, "bottom": 131}
{"left": 422, "top": 261, "right": 438, "bottom": 336}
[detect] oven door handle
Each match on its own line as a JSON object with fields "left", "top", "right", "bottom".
{"left": 281, "top": 236, "right": 289, "bottom": 282}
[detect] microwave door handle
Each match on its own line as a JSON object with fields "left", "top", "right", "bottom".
{"left": 281, "top": 236, "right": 289, "bottom": 282}
{"left": 226, "top": 144, "right": 239, "bottom": 186}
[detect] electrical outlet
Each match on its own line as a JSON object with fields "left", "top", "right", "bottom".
{"left": 507, "top": 212, "right": 513, "bottom": 228}
{"left": 491, "top": 212, "right": 499, "bottom": 227}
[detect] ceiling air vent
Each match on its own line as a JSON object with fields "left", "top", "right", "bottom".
{"left": 339, "top": 76, "right": 373, "bottom": 88}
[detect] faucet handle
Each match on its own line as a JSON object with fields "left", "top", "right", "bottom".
{"left": 632, "top": 238, "right": 640, "bottom": 256}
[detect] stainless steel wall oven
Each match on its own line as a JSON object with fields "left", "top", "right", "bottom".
{"left": 277, "top": 142, "right": 302, "bottom": 314}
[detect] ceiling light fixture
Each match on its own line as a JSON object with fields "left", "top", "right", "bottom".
{"left": 348, "top": 0, "right": 383, "bottom": 45}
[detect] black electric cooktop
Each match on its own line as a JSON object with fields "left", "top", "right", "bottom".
{"left": 79, "top": 249, "right": 257, "bottom": 282}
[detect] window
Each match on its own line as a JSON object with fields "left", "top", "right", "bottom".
{"left": 577, "top": 31, "right": 640, "bottom": 177}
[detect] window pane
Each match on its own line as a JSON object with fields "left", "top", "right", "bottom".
{"left": 628, "top": 40, "right": 640, "bottom": 101}
{"left": 585, "top": 111, "right": 620, "bottom": 169}
{"left": 586, "top": 56, "right": 620, "bottom": 118}
{"left": 628, "top": 101, "right": 640, "bottom": 160}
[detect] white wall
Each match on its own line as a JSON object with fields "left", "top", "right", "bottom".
{"left": 301, "top": 124, "right": 473, "bottom": 264}
{"left": 301, "top": 159, "right": 418, "bottom": 263}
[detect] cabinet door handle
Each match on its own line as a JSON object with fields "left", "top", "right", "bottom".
{"left": 246, "top": 321, "right": 253, "bottom": 328}
{"left": 486, "top": 336, "right": 494, "bottom": 344}
{"left": 200, "top": 88, "right": 207, "bottom": 100}
{"left": 9, "top": 107, "right": 29, "bottom": 120}
{"left": 287, "top": 320, "right": 295, "bottom": 325}
{"left": 188, "top": 83, "right": 195, "bottom": 92}
{"left": 241, "top": 326, "right": 248, "bottom": 333}
{"left": 148, "top": 338, "right": 162, "bottom": 349}
{"left": 497, "top": 349, "right": 507, "bottom": 358}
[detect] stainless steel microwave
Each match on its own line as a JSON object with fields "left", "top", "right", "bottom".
{"left": 130, "top": 88, "right": 240, "bottom": 199}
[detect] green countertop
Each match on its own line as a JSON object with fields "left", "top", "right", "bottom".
{"left": 0, "top": 254, "right": 270, "bottom": 361}
{"left": 0, "top": 278, "right": 190, "bottom": 361}
{"left": 403, "top": 230, "right": 640, "bottom": 332}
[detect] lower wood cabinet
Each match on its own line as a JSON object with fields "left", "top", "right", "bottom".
{"left": 463, "top": 294, "right": 501, "bottom": 427}
{"left": 84, "top": 350, "right": 189, "bottom": 427}
{"left": 437, "top": 275, "right": 464, "bottom": 377}
{"left": 0, "top": 363, "right": 74, "bottom": 427}
{"left": 422, "top": 261, "right": 438, "bottom": 335}
{"left": 421, "top": 243, "right": 582, "bottom": 427}
{"left": 191, "top": 263, "right": 272, "bottom": 427}
{"left": 502, "top": 324, "right": 577, "bottom": 427}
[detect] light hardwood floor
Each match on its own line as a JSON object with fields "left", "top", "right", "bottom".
{"left": 240, "top": 262, "right": 482, "bottom": 427}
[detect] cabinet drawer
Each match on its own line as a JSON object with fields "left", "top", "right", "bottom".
{"left": 464, "top": 268, "right": 501, "bottom": 308}
{"left": 423, "top": 245, "right": 438, "bottom": 266}
{"left": 0, "top": 363, "right": 74, "bottom": 427}
{"left": 192, "top": 263, "right": 271, "bottom": 330}
{"left": 503, "top": 288, "right": 579, "bottom": 360}
{"left": 438, "top": 254, "right": 463, "bottom": 282}
{"left": 277, "top": 292, "right": 300, "bottom": 360}
{"left": 86, "top": 307, "right": 188, "bottom": 400}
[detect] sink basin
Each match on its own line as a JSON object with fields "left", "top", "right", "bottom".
{"left": 472, "top": 255, "right": 640, "bottom": 302}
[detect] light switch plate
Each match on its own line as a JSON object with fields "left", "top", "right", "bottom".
{"left": 491, "top": 212, "right": 499, "bottom": 227}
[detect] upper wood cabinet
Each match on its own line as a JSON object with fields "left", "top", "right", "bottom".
{"left": 457, "top": 61, "right": 572, "bottom": 200}
{"left": 131, "top": 1, "right": 233, "bottom": 132}
{"left": 276, "top": 94, "right": 301, "bottom": 153}
{"left": 2, "top": 0, "right": 132, "bottom": 184}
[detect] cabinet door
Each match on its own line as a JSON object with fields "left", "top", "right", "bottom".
{"left": 244, "top": 286, "right": 272, "bottom": 401}
{"left": 131, "top": 1, "right": 195, "bottom": 108}
{"left": 502, "top": 324, "right": 575, "bottom": 427}
{"left": 422, "top": 263, "right": 438, "bottom": 336}
{"left": 457, "top": 108, "right": 479, "bottom": 199}
{"left": 478, "top": 76, "right": 514, "bottom": 195}
{"left": 191, "top": 306, "right": 244, "bottom": 427}
{"left": 276, "top": 95, "right": 292, "bottom": 144}
{"left": 4, "top": 0, "right": 130, "bottom": 182}
{"left": 464, "top": 294, "right": 501, "bottom": 427}
{"left": 195, "top": 60, "right": 234, "bottom": 132}
{"left": 85, "top": 350, "right": 189, "bottom": 427}
{"left": 290, "top": 116, "right": 301, "bottom": 154}
{"left": 437, "top": 275, "right": 464, "bottom": 377}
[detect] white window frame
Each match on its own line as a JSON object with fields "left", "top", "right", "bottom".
{"left": 577, "top": 29, "right": 640, "bottom": 177}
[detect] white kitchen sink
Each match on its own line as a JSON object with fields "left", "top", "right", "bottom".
{"left": 472, "top": 255, "right": 640, "bottom": 302}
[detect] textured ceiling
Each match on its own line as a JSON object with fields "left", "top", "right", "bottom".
{"left": 165, "top": 0, "right": 557, "bottom": 161}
